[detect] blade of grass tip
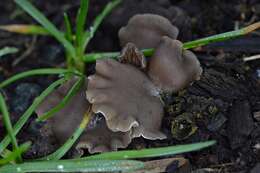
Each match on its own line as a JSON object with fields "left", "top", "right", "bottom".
{"left": 183, "top": 21, "right": 260, "bottom": 50}
{"left": 82, "top": 140, "right": 216, "bottom": 160}
{"left": 0, "top": 93, "right": 22, "bottom": 162}
{"left": 0, "top": 78, "right": 67, "bottom": 156}
{"left": 76, "top": 0, "right": 89, "bottom": 49}
{"left": 37, "top": 76, "right": 84, "bottom": 122}
{"left": 0, "top": 68, "right": 71, "bottom": 89}
{"left": 63, "top": 13, "right": 73, "bottom": 43}
{"left": 0, "top": 142, "right": 31, "bottom": 165}
{"left": 0, "top": 24, "right": 49, "bottom": 35}
{"left": 0, "top": 159, "right": 144, "bottom": 173}
{"left": 39, "top": 106, "right": 92, "bottom": 161}
{"left": 14, "top": 0, "right": 76, "bottom": 58}
{"left": 82, "top": 0, "right": 121, "bottom": 51}
{"left": 0, "top": 47, "right": 19, "bottom": 58}
{"left": 83, "top": 22, "right": 260, "bottom": 63}
{"left": 63, "top": 13, "right": 74, "bottom": 70}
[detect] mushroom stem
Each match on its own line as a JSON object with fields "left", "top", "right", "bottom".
{"left": 83, "top": 22, "right": 260, "bottom": 63}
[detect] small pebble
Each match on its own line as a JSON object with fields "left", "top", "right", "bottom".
{"left": 11, "top": 83, "right": 41, "bottom": 114}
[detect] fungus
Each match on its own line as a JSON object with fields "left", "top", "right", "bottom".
{"left": 77, "top": 115, "right": 131, "bottom": 153}
{"left": 36, "top": 77, "right": 132, "bottom": 153}
{"left": 118, "top": 42, "right": 146, "bottom": 69}
{"left": 86, "top": 58, "right": 166, "bottom": 140}
{"left": 118, "top": 14, "right": 179, "bottom": 49}
{"left": 147, "top": 36, "right": 202, "bottom": 92}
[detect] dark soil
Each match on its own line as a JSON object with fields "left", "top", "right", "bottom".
{"left": 0, "top": 0, "right": 260, "bottom": 172}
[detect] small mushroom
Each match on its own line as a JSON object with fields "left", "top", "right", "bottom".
{"left": 119, "top": 14, "right": 179, "bottom": 49}
{"left": 86, "top": 59, "right": 166, "bottom": 140}
{"left": 147, "top": 36, "right": 202, "bottom": 92}
{"left": 118, "top": 42, "right": 146, "bottom": 69}
{"left": 77, "top": 115, "right": 131, "bottom": 153}
{"left": 36, "top": 77, "right": 132, "bottom": 153}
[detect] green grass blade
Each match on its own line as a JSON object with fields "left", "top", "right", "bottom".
{"left": 14, "top": 0, "right": 76, "bottom": 58}
{"left": 0, "top": 93, "right": 21, "bottom": 161}
{"left": 37, "top": 77, "right": 84, "bottom": 122}
{"left": 0, "top": 142, "right": 31, "bottom": 165}
{"left": 0, "top": 24, "right": 49, "bottom": 35}
{"left": 83, "top": 51, "right": 120, "bottom": 63}
{"left": 0, "top": 159, "right": 144, "bottom": 173}
{"left": 63, "top": 13, "right": 73, "bottom": 43}
{"left": 82, "top": 140, "right": 216, "bottom": 160}
{"left": 82, "top": 0, "right": 121, "bottom": 52}
{"left": 83, "top": 22, "right": 260, "bottom": 63}
{"left": 0, "top": 68, "right": 71, "bottom": 89}
{"left": 76, "top": 0, "right": 89, "bottom": 48}
{"left": 39, "top": 106, "right": 92, "bottom": 160}
{"left": 0, "top": 47, "right": 19, "bottom": 58}
{"left": 0, "top": 78, "right": 67, "bottom": 155}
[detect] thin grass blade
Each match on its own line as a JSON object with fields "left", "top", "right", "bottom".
{"left": 0, "top": 93, "right": 21, "bottom": 161}
{"left": 0, "top": 24, "right": 49, "bottom": 35}
{"left": 0, "top": 68, "right": 72, "bottom": 89}
{"left": 63, "top": 13, "right": 73, "bottom": 43}
{"left": 76, "top": 0, "right": 89, "bottom": 49}
{"left": 82, "top": 140, "right": 216, "bottom": 160}
{"left": 39, "top": 106, "right": 92, "bottom": 160}
{"left": 82, "top": 0, "right": 121, "bottom": 51}
{"left": 0, "top": 47, "right": 19, "bottom": 58}
{"left": 83, "top": 22, "right": 260, "bottom": 62}
{"left": 0, "top": 142, "right": 31, "bottom": 165}
{"left": 0, "top": 78, "right": 67, "bottom": 155}
{"left": 14, "top": 0, "right": 76, "bottom": 58}
{"left": 0, "top": 159, "right": 144, "bottom": 173}
{"left": 37, "top": 76, "right": 84, "bottom": 122}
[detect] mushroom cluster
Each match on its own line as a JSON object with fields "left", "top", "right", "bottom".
{"left": 36, "top": 14, "right": 202, "bottom": 154}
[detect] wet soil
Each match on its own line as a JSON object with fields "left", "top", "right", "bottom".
{"left": 0, "top": 0, "right": 260, "bottom": 172}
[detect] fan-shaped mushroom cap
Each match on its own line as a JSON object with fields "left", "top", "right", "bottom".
{"left": 36, "top": 77, "right": 132, "bottom": 153}
{"left": 118, "top": 14, "right": 179, "bottom": 49}
{"left": 86, "top": 59, "right": 166, "bottom": 140}
{"left": 77, "top": 115, "right": 131, "bottom": 153}
{"left": 147, "top": 36, "right": 202, "bottom": 92}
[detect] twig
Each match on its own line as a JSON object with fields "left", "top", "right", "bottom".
{"left": 243, "top": 54, "right": 260, "bottom": 62}
{"left": 12, "top": 36, "right": 37, "bottom": 66}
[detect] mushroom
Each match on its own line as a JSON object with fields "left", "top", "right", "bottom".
{"left": 119, "top": 14, "right": 179, "bottom": 49}
{"left": 77, "top": 115, "right": 131, "bottom": 153}
{"left": 118, "top": 42, "right": 147, "bottom": 69}
{"left": 147, "top": 36, "right": 203, "bottom": 92}
{"left": 86, "top": 58, "right": 166, "bottom": 140}
{"left": 36, "top": 77, "right": 132, "bottom": 153}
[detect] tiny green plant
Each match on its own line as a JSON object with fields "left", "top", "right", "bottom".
{"left": 0, "top": 0, "right": 259, "bottom": 172}
{"left": 0, "top": 47, "right": 18, "bottom": 58}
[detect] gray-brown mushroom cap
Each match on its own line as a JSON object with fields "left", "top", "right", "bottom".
{"left": 86, "top": 59, "right": 166, "bottom": 140}
{"left": 77, "top": 116, "right": 131, "bottom": 154}
{"left": 36, "top": 77, "right": 132, "bottom": 153}
{"left": 119, "top": 14, "right": 179, "bottom": 49}
{"left": 147, "top": 36, "right": 203, "bottom": 93}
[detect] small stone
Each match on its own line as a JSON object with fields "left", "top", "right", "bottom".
{"left": 207, "top": 113, "right": 227, "bottom": 132}
{"left": 251, "top": 163, "right": 260, "bottom": 173}
{"left": 253, "top": 111, "right": 260, "bottom": 121}
{"left": 11, "top": 83, "right": 41, "bottom": 114}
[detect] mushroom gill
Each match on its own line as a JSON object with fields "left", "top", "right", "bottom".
{"left": 86, "top": 58, "right": 166, "bottom": 140}
{"left": 118, "top": 42, "right": 147, "bottom": 69}
{"left": 36, "top": 77, "right": 131, "bottom": 153}
{"left": 118, "top": 14, "right": 179, "bottom": 49}
{"left": 147, "top": 36, "right": 203, "bottom": 93}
